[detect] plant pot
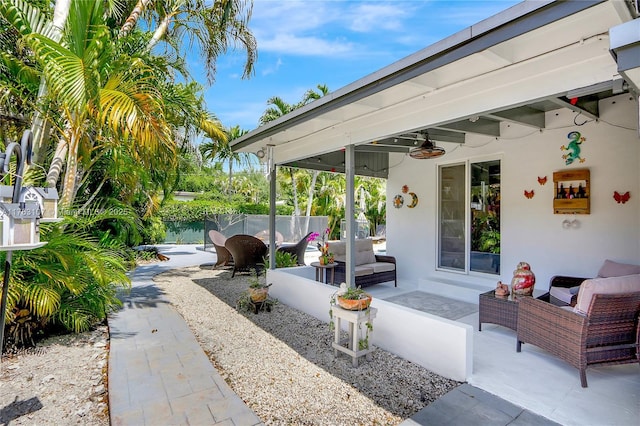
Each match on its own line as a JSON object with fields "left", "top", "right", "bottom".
{"left": 337, "top": 295, "right": 372, "bottom": 311}
{"left": 249, "top": 287, "right": 268, "bottom": 303}
{"left": 319, "top": 256, "right": 326, "bottom": 265}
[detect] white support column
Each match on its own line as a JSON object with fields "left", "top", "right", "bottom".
{"left": 345, "top": 144, "right": 355, "bottom": 287}
{"left": 268, "top": 145, "right": 276, "bottom": 270}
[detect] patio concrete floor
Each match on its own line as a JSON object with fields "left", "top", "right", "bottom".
{"left": 365, "top": 279, "right": 640, "bottom": 426}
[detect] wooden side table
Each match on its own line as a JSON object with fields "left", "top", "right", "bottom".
{"left": 310, "top": 261, "right": 337, "bottom": 285}
{"left": 331, "top": 306, "right": 377, "bottom": 367}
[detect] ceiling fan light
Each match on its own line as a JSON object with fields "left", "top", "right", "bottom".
{"left": 409, "top": 136, "right": 446, "bottom": 159}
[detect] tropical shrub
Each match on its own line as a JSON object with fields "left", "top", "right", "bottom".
{"left": 262, "top": 251, "right": 298, "bottom": 268}
{"left": 3, "top": 214, "right": 132, "bottom": 350}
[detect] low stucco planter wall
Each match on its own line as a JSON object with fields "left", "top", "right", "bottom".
{"left": 267, "top": 267, "right": 473, "bottom": 382}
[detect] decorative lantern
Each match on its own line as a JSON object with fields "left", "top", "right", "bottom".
{"left": 0, "top": 201, "right": 45, "bottom": 250}
{"left": 510, "top": 261, "right": 536, "bottom": 296}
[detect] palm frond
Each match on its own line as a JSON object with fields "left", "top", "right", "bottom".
{"left": 0, "top": 0, "right": 57, "bottom": 39}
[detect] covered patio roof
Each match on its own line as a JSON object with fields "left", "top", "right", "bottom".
{"left": 232, "top": 0, "right": 638, "bottom": 178}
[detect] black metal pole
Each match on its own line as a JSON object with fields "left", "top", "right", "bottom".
{"left": 0, "top": 251, "right": 13, "bottom": 357}
{"left": 0, "top": 130, "right": 32, "bottom": 358}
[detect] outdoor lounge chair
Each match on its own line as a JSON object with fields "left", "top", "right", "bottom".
{"left": 224, "top": 234, "right": 268, "bottom": 277}
{"left": 277, "top": 232, "right": 313, "bottom": 266}
{"left": 208, "top": 230, "right": 233, "bottom": 268}
{"left": 254, "top": 230, "right": 284, "bottom": 246}
{"left": 517, "top": 274, "right": 640, "bottom": 387}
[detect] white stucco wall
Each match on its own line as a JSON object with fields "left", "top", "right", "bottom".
{"left": 387, "top": 94, "right": 640, "bottom": 291}
{"left": 267, "top": 268, "right": 473, "bottom": 382}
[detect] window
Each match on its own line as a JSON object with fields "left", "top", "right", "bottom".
{"left": 438, "top": 159, "right": 501, "bottom": 275}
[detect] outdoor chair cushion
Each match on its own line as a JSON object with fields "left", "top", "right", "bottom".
{"left": 354, "top": 266, "right": 375, "bottom": 277}
{"left": 359, "top": 262, "right": 395, "bottom": 274}
{"left": 329, "top": 239, "right": 376, "bottom": 265}
{"left": 549, "top": 285, "right": 581, "bottom": 305}
{"left": 597, "top": 259, "right": 640, "bottom": 278}
{"left": 574, "top": 274, "right": 640, "bottom": 315}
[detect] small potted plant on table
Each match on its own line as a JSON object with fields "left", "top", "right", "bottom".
{"left": 329, "top": 283, "right": 374, "bottom": 352}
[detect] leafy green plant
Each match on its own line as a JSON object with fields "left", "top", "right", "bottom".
{"left": 4, "top": 214, "right": 131, "bottom": 350}
{"left": 328, "top": 284, "right": 373, "bottom": 350}
{"left": 472, "top": 211, "right": 500, "bottom": 253}
{"left": 262, "top": 251, "right": 298, "bottom": 269}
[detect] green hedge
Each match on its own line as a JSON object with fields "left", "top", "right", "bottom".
{"left": 159, "top": 200, "right": 294, "bottom": 222}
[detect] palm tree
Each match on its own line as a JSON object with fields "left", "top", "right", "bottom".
{"left": 260, "top": 85, "right": 331, "bottom": 221}
{"left": 200, "top": 124, "right": 251, "bottom": 197}
{"left": 118, "top": 0, "right": 257, "bottom": 84}
{"left": 259, "top": 96, "right": 293, "bottom": 126}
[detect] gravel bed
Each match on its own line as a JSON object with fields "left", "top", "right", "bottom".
{"left": 0, "top": 326, "right": 109, "bottom": 425}
{"left": 154, "top": 265, "right": 460, "bottom": 425}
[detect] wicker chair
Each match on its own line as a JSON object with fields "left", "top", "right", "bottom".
{"left": 208, "top": 230, "right": 233, "bottom": 268}
{"left": 224, "top": 234, "right": 268, "bottom": 277}
{"left": 277, "top": 232, "right": 313, "bottom": 266}
{"left": 254, "top": 230, "right": 284, "bottom": 246}
{"left": 516, "top": 292, "right": 640, "bottom": 387}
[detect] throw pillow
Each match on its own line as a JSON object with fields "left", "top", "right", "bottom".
{"left": 597, "top": 259, "right": 640, "bottom": 278}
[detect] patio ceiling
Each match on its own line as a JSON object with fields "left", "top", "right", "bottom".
{"left": 232, "top": 0, "right": 638, "bottom": 179}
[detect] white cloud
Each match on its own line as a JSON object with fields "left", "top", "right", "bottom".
{"left": 261, "top": 58, "right": 283, "bottom": 76}
{"left": 347, "top": 3, "right": 409, "bottom": 33}
{"left": 258, "top": 33, "right": 355, "bottom": 57}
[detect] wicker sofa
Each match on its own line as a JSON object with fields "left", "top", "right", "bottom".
{"left": 517, "top": 273, "right": 640, "bottom": 387}
{"left": 327, "top": 239, "right": 396, "bottom": 288}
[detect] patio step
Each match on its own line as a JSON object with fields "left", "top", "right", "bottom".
{"left": 417, "top": 278, "right": 494, "bottom": 304}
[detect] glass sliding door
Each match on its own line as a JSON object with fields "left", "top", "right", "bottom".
{"left": 438, "top": 164, "right": 466, "bottom": 271}
{"left": 438, "top": 159, "right": 501, "bottom": 275}
{"left": 470, "top": 160, "right": 500, "bottom": 274}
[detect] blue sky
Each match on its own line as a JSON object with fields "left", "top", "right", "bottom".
{"left": 199, "top": 0, "right": 522, "bottom": 132}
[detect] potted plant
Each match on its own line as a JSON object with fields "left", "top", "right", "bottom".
{"left": 236, "top": 269, "right": 275, "bottom": 313}
{"left": 329, "top": 283, "right": 373, "bottom": 350}
{"left": 309, "top": 228, "right": 334, "bottom": 265}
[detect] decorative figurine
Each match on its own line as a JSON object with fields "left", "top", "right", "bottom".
{"left": 495, "top": 281, "right": 510, "bottom": 297}
{"left": 561, "top": 131, "right": 586, "bottom": 165}
{"left": 510, "top": 262, "right": 536, "bottom": 296}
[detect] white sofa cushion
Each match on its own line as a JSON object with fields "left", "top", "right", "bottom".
{"left": 354, "top": 266, "right": 374, "bottom": 276}
{"left": 574, "top": 274, "right": 640, "bottom": 315}
{"left": 328, "top": 239, "right": 377, "bottom": 266}
{"left": 359, "top": 262, "right": 395, "bottom": 273}
{"left": 355, "top": 239, "right": 376, "bottom": 266}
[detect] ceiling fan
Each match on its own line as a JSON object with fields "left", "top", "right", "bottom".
{"left": 409, "top": 132, "right": 446, "bottom": 159}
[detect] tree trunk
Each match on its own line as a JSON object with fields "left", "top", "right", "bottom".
{"left": 119, "top": 0, "right": 154, "bottom": 38}
{"left": 31, "top": 0, "right": 71, "bottom": 164}
{"left": 45, "top": 137, "right": 68, "bottom": 188}
{"left": 60, "top": 131, "right": 79, "bottom": 208}
{"left": 227, "top": 161, "right": 233, "bottom": 197}
{"left": 290, "top": 169, "right": 299, "bottom": 216}
{"left": 303, "top": 170, "right": 319, "bottom": 234}
{"left": 146, "top": 14, "right": 172, "bottom": 51}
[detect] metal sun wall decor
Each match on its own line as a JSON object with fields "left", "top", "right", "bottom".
{"left": 613, "top": 191, "right": 631, "bottom": 204}
{"left": 393, "top": 194, "right": 403, "bottom": 208}
{"left": 397, "top": 185, "right": 418, "bottom": 208}
{"left": 561, "top": 131, "right": 586, "bottom": 165}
